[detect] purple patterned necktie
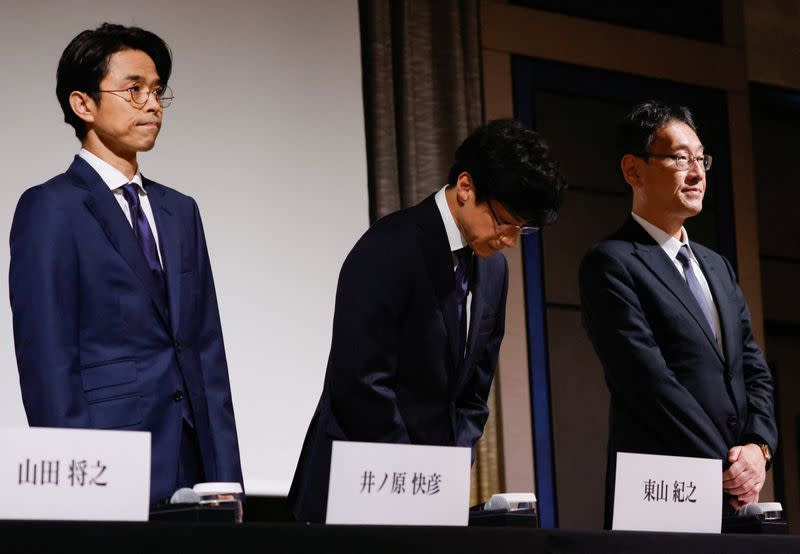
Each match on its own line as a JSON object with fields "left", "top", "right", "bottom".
{"left": 121, "top": 183, "right": 163, "bottom": 277}
{"left": 676, "top": 245, "right": 717, "bottom": 339}
{"left": 121, "top": 182, "right": 168, "bottom": 313}
{"left": 454, "top": 246, "right": 472, "bottom": 358}
{"left": 122, "top": 183, "right": 192, "bottom": 424}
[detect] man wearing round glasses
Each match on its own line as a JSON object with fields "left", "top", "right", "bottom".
{"left": 289, "top": 119, "right": 565, "bottom": 522}
{"left": 580, "top": 101, "right": 777, "bottom": 527}
{"left": 9, "top": 23, "right": 243, "bottom": 505}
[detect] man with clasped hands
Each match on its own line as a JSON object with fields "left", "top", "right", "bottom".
{"left": 580, "top": 101, "right": 777, "bottom": 526}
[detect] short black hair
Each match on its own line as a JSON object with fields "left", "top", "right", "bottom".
{"left": 616, "top": 101, "right": 697, "bottom": 161}
{"left": 56, "top": 23, "right": 172, "bottom": 140}
{"left": 447, "top": 119, "right": 565, "bottom": 226}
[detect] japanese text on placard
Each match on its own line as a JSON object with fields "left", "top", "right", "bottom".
{"left": 359, "top": 471, "right": 441, "bottom": 496}
{"left": 643, "top": 479, "right": 697, "bottom": 503}
{"left": 17, "top": 459, "right": 108, "bottom": 487}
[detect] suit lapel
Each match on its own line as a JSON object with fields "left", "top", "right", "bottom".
{"left": 694, "top": 249, "right": 737, "bottom": 367}
{"left": 69, "top": 156, "right": 171, "bottom": 329}
{"left": 414, "top": 195, "right": 462, "bottom": 372}
{"left": 694, "top": 249, "right": 745, "bottom": 414}
{"left": 624, "top": 218, "right": 724, "bottom": 362}
{"left": 146, "top": 179, "right": 181, "bottom": 334}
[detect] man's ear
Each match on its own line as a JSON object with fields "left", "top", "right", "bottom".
{"left": 621, "top": 154, "right": 643, "bottom": 190}
{"left": 68, "top": 91, "right": 96, "bottom": 125}
{"left": 455, "top": 172, "right": 474, "bottom": 205}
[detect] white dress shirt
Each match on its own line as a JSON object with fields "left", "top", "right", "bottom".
{"left": 78, "top": 148, "right": 164, "bottom": 268}
{"left": 435, "top": 186, "right": 472, "bottom": 350}
{"left": 632, "top": 212, "right": 722, "bottom": 346}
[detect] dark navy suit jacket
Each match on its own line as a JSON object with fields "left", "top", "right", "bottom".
{"left": 288, "top": 193, "right": 508, "bottom": 522}
{"left": 9, "top": 156, "right": 243, "bottom": 503}
{"left": 579, "top": 216, "right": 777, "bottom": 527}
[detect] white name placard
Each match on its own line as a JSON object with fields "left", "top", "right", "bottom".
{"left": 0, "top": 427, "right": 150, "bottom": 521}
{"left": 326, "top": 441, "right": 470, "bottom": 526}
{"left": 613, "top": 452, "right": 722, "bottom": 533}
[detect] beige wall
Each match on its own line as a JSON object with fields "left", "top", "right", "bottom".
{"left": 0, "top": 0, "right": 369, "bottom": 496}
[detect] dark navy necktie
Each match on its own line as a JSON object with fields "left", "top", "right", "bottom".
{"left": 121, "top": 183, "right": 163, "bottom": 277}
{"left": 454, "top": 247, "right": 472, "bottom": 358}
{"left": 676, "top": 245, "right": 717, "bottom": 339}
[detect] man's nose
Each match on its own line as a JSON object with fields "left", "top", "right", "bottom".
{"left": 144, "top": 91, "right": 162, "bottom": 112}
{"left": 686, "top": 160, "right": 704, "bottom": 183}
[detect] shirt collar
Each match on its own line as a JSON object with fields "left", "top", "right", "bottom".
{"left": 78, "top": 148, "right": 144, "bottom": 193}
{"left": 631, "top": 212, "right": 694, "bottom": 262}
{"left": 434, "top": 185, "right": 468, "bottom": 252}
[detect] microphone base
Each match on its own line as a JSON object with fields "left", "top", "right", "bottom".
{"left": 468, "top": 508, "right": 538, "bottom": 527}
{"left": 149, "top": 503, "right": 238, "bottom": 523}
{"left": 722, "top": 515, "right": 788, "bottom": 535}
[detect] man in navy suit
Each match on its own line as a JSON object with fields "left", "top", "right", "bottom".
{"left": 9, "top": 23, "right": 242, "bottom": 504}
{"left": 580, "top": 101, "right": 777, "bottom": 527}
{"left": 288, "top": 119, "right": 566, "bottom": 522}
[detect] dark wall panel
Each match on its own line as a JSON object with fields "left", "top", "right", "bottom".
{"left": 751, "top": 82, "right": 800, "bottom": 531}
{"left": 761, "top": 259, "right": 800, "bottom": 323}
{"left": 535, "top": 92, "right": 628, "bottom": 194}
{"left": 547, "top": 307, "right": 609, "bottom": 531}
{"left": 509, "top": 1, "right": 724, "bottom": 44}
{"left": 543, "top": 192, "right": 629, "bottom": 306}
{"left": 751, "top": 108, "right": 800, "bottom": 259}
{"left": 765, "top": 336, "right": 800, "bottom": 534}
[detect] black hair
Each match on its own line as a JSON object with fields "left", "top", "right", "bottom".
{"left": 447, "top": 119, "right": 565, "bottom": 226}
{"left": 56, "top": 23, "right": 172, "bottom": 140}
{"left": 616, "top": 101, "right": 697, "bottom": 161}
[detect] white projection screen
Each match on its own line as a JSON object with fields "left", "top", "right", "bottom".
{"left": 0, "top": 0, "right": 368, "bottom": 495}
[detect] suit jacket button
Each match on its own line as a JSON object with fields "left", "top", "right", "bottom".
{"left": 174, "top": 340, "right": 182, "bottom": 352}
{"left": 173, "top": 390, "right": 184, "bottom": 402}
{"left": 728, "top": 416, "right": 738, "bottom": 428}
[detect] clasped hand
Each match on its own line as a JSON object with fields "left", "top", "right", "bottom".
{"left": 722, "top": 443, "right": 766, "bottom": 510}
